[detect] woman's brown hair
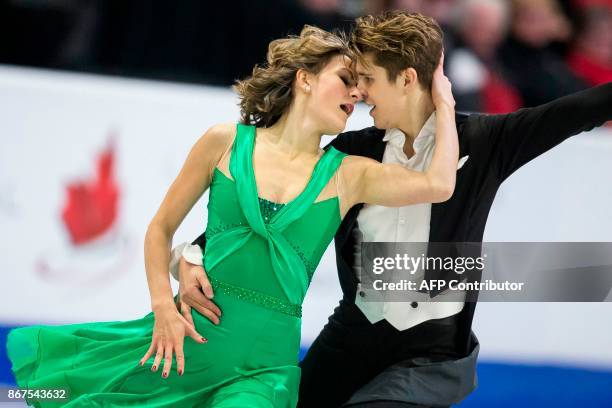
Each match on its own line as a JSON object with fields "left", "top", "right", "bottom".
{"left": 234, "top": 25, "right": 354, "bottom": 128}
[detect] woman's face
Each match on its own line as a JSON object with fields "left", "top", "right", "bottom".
{"left": 306, "top": 55, "right": 361, "bottom": 135}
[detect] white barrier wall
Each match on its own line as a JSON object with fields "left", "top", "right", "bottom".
{"left": 1, "top": 66, "right": 611, "bottom": 370}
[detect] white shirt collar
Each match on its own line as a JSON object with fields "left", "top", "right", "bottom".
{"left": 382, "top": 112, "right": 436, "bottom": 154}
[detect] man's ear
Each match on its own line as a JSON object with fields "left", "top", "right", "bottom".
{"left": 400, "top": 67, "right": 418, "bottom": 90}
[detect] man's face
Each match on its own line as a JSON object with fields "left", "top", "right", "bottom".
{"left": 356, "top": 53, "right": 405, "bottom": 130}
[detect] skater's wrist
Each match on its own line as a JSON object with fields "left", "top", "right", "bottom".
{"left": 151, "top": 298, "right": 176, "bottom": 313}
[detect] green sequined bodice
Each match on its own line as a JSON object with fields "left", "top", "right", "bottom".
{"left": 259, "top": 197, "right": 285, "bottom": 222}
{"left": 202, "top": 124, "right": 346, "bottom": 317}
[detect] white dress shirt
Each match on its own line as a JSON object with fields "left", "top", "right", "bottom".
{"left": 354, "top": 113, "right": 466, "bottom": 331}
{"left": 169, "top": 242, "right": 204, "bottom": 280}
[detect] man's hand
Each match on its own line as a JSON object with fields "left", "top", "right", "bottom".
{"left": 431, "top": 52, "right": 455, "bottom": 110}
{"left": 177, "top": 257, "right": 222, "bottom": 326}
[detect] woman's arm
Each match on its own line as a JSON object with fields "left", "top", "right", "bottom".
{"left": 145, "top": 123, "right": 233, "bottom": 311}
{"left": 140, "top": 123, "right": 234, "bottom": 377}
{"left": 341, "top": 64, "right": 459, "bottom": 211}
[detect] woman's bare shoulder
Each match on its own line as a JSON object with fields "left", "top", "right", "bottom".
{"left": 190, "top": 122, "right": 236, "bottom": 153}
{"left": 200, "top": 122, "right": 236, "bottom": 144}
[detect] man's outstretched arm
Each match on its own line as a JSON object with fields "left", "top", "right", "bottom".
{"left": 479, "top": 82, "right": 612, "bottom": 181}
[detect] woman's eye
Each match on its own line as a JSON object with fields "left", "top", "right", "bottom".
{"left": 341, "top": 76, "right": 357, "bottom": 87}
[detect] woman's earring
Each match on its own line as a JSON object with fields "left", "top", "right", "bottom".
{"left": 304, "top": 85, "right": 310, "bottom": 93}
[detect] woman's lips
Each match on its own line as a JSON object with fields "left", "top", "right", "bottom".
{"left": 340, "top": 103, "right": 354, "bottom": 116}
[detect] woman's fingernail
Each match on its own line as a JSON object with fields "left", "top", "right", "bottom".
{"left": 139, "top": 361, "right": 143, "bottom": 366}
{"left": 201, "top": 337, "right": 207, "bottom": 342}
{"left": 152, "top": 365, "right": 157, "bottom": 371}
{"left": 178, "top": 369, "right": 183, "bottom": 376}
{"left": 162, "top": 372, "right": 168, "bottom": 378}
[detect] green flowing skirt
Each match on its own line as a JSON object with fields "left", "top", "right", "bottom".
{"left": 7, "top": 290, "right": 302, "bottom": 407}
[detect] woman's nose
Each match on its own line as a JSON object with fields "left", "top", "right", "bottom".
{"left": 350, "top": 87, "right": 363, "bottom": 102}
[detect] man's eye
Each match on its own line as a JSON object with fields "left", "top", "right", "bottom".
{"left": 340, "top": 76, "right": 350, "bottom": 85}
{"left": 359, "top": 76, "right": 372, "bottom": 85}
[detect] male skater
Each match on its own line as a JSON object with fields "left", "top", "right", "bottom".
{"left": 171, "top": 11, "right": 612, "bottom": 408}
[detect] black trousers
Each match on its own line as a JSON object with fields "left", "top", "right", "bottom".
{"left": 297, "top": 300, "right": 461, "bottom": 408}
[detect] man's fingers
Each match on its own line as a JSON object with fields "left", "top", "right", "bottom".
{"left": 185, "top": 293, "right": 222, "bottom": 324}
{"left": 184, "top": 288, "right": 222, "bottom": 319}
{"left": 199, "top": 296, "right": 222, "bottom": 318}
{"left": 196, "top": 268, "right": 214, "bottom": 299}
{"left": 195, "top": 305, "right": 221, "bottom": 325}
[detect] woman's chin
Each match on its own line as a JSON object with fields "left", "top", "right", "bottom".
{"left": 333, "top": 126, "right": 346, "bottom": 135}
{"left": 322, "top": 123, "right": 346, "bottom": 136}
{"left": 334, "top": 117, "right": 349, "bottom": 134}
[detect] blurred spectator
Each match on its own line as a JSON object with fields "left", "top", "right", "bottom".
{"left": 386, "top": 0, "right": 458, "bottom": 51}
{"left": 3, "top": 0, "right": 606, "bottom": 99}
{"left": 499, "top": 0, "right": 586, "bottom": 107}
{"left": 566, "top": 2, "right": 612, "bottom": 85}
{"left": 390, "top": 0, "right": 457, "bottom": 25}
{"left": 447, "top": 0, "right": 523, "bottom": 113}
{"left": 300, "top": 0, "right": 357, "bottom": 27}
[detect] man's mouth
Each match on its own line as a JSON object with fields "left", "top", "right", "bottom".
{"left": 340, "top": 103, "right": 354, "bottom": 116}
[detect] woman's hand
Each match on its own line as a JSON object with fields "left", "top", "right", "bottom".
{"left": 139, "top": 304, "right": 207, "bottom": 378}
{"left": 431, "top": 53, "right": 455, "bottom": 110}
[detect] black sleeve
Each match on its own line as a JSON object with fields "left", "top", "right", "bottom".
{"left": 479, "top": 82, "right": 612, "bottom": 181}
{"left": 323, "top": 131, "right": 350, "bottom": 152}
{"left": 192, "top": 232, "right": 206, "bottom": 252}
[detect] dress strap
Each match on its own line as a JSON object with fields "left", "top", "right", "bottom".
{"left": 229, "top": 123, "right": 267, "bottom": 237}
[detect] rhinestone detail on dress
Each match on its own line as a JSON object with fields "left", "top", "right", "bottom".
{"left": 209, "top": 276, "right": 302, "bottom": 317}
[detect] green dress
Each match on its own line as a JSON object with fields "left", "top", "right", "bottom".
{"left": 7, "top": 124, "right": 346, "bottom": 407}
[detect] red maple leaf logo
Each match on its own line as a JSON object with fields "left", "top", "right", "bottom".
{"left": 61, "top": 139, "right": 120, "bottom": 245}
